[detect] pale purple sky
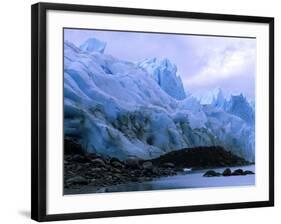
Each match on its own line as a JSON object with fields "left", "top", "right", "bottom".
{"left": 64, "top": 28, "right": 256, "bottom": 100}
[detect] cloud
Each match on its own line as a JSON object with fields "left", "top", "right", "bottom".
{"left": 184, "top": 39, "right": 256, "bottom": 87}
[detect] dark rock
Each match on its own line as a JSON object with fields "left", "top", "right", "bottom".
{"left": 243, "top": 170, "right": 255, "bottom": 175}
{"left": 102, "top": 165, "right": 111, "bottom": 171}
{"left": 111, "top": 160, "right": 124, "bottom": 169}
{"left": 152, "top": 167, "right": 160, "bottom": 175}
{"left": 142, "top": 161, "right": 153, "bottom": 170}
{"left": 74, "top": 164, "right": 82, "bottom": 171}
{"left": 162, "top": 162, "right": 175, "bottom": 168}
{"left": 105, "top": 175, "right": 113, "bottom": 181}
{"left": 66, "top": 176, "right": 88, "bottom": 185}
{"left": 64, "top": 138, "right": 84, "bottom": 154}
{"left": 91, "top": 158, "right": 106, "bottom": 167}
{"left": 151, "top": 146, "right": 250, "bottom": 169}
{"left": 142, "top": 169, "right": 153, "bottom": 177}
{"left": 84, "top": 162, "right": 91, "bottom": 167}
{"left": 67, "top": 170, "right": 75, "bottom": 176}
{"left": 132, "top": 169, "right": 142, "bottom": 176}
{"left": 84, "top": 152, "right": 99, "bottom": 159}
{"left": 72, "top": 154, "right": 87, "bottom": 163}
{"left": 110, "top": 157, "right": 121, "bottom": 164}
{"left": 89, "top": 178, "right": 97, "bottom": 185}
{"left": 222, "top": 168, "right": 232, "bottom": 176}
{"left": 125, "top": 159, "right": 141, "bottom": 169}
{"left": 111, "top": 167, "right": 122, "bottom": 173}
{"left": 232, "top": 169, "right": 245, "bottom": 176}
{"left": 91, "top": 168, "right": 102, "bottom": 172}
{"left": 203, "top": 170, "right": 221, "bottom": 177}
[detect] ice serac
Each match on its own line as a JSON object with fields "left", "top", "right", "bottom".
{"left": 211, "top": 88, "right": 226, "bottom": 109}
{"left": 80, "top": 38, "right": 107, "bottom": 53}
{"left": 138, "top": 58, "right": 186, "bottom": 100}
{"left": 202, "top": 105, "right": 255, "bottom": 162}
{"left": 64, "top": 38, "right": 255, "bottom": 162}
{"left": 199, "top": 88, "right": 226, "bottom": 108}
{"left": 224, "top": 93, "right": 255, "bottom": 125}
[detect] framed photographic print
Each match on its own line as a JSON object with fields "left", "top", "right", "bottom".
{"left": 31, "top": 2, "right": 274, "bottom": 222}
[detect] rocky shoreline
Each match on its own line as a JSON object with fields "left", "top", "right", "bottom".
{"left": 64, "top": 153, "right": 178, "bottom": 192}
{"left": 64, "top": 139, "right": 253, "bottom": 193}
{"left": 203, "top": 168, "right": 254, "bottom": 177}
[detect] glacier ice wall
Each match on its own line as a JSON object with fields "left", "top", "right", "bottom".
{"left": 64, "top": 39, "right": 255, "bottom": 162}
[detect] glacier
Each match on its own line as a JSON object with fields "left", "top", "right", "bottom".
{"left": 224, "top": 94, "right": 255, "bottom": 125}
{"left": 64, "top": 38, "right": 255, "bottom": 162}
{"left": 80, "top": 37, "right": 107, "bottom": 54}
{"left": 138, "top": 58, "right": 186, "bottom": 100}
{"left": 199, "top": 88, "right": 255, "bottom": 126}
{"left": 199, "top": 87, "right": 226, "bottom": 108}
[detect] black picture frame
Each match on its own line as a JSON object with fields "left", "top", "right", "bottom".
{"left": 31, "top": 2, "right": 274, "bottom": 222}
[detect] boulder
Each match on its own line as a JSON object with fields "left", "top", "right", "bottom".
{"left": 232, "top": 169, "right": 244, "bottom": 176}
{"left": 142, "top": 161, "right": 153, "bottom": 170}
{"left": 125, "top": 159, "right": 142, "bottom": 169}
{"left": 222, "top": 168, "right": 232, "bottom": 176}
{"left": 203, "top": 170, "right": 221, "bottom": 177}
{"left": 91, "top": 158, "right": 106, "bottom": 167}
{"left": 111, "top": 167, "right": 122, "bottom": 173}
{"left": 66, "top": 176, "right": 88, "bottom": 185}
{"left": 111, "top": 160, "right": 124, "bottom": 169}
{"left": 91, "top": 168, "right": 102, "bottom": 172}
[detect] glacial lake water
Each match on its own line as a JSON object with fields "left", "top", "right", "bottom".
{"left": 65, "top": 165, "right": 255, "bottom": 195}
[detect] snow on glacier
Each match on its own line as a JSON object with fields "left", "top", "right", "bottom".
{"left": 64, "top": 38, "right": 255, "bottom": 162}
